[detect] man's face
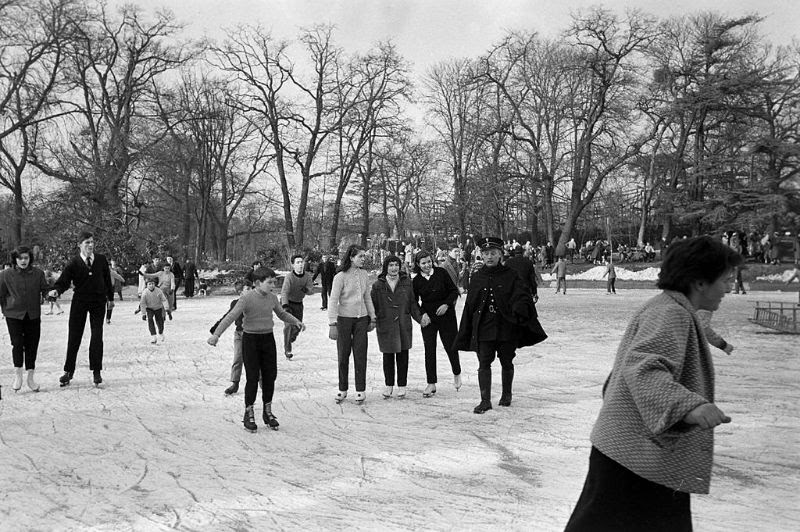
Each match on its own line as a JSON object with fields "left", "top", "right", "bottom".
{"left": 167, "top": 257, "right": 173, "bottom": 264}
{"left": 79, "top": 237, "right": 94, "bottom": 256}
{"left": 482, "top": 248, "right": 502, "bottom": 267}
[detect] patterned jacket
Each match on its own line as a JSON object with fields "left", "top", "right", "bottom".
{"left": 590, "top": 290, "right": 716, "bottom": 493}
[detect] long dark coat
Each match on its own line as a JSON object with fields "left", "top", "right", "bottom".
{"left": 454, "top": 263, "right": 547, "bottom": 352}
{"left": 370, "top": 273, "right": 422, "bottom": 353}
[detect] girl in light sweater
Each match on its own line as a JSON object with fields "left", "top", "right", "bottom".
{"left": 328, "top": 245, "right": 376, "bottom": 405}
{"left": 208, "top": 267, "right": 304, "bottom": 433}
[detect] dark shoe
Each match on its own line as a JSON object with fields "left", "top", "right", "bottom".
{"left": 473, "top": 400, "right": 493, "bottom": 414}
{"left": 285, "top": 352, "right": 293, "bottom": 360}
{"left": 243, "top": 405, "right": 257, "bottom": 432}
{"left": 263, "top": 405, "right": 279, "bottom": 430}
{"left": 59, "top": 372, "right": 73, "bottom": 387}
{"left": 499, "top": 393, "right": 512, "bottom": 407}
{"left": 224, "top": 382, "right": 239, "bottom": 395}
{"left": 93, "top": 370, "right": 103, "bottom": 386}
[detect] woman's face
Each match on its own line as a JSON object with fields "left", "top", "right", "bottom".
{"left": 351, "top": 251, "right": 366, "bottom": 269}
{"left": 386, "top": 261, "right": 400, "bottom": 276}
{"left": 418, "top": 256, "right": 433, "bottom": 274}
{"left": 693, "top": 270, "right": 733, "bottom": 312}
{"left": 15, "top": 253, "right": 31, "bottom": 270}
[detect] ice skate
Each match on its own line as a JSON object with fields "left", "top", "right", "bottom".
{"left": 396, "top": 386, "right": 406, "bottom": 398}
{"left": 453, "top": 374, "right": 462, "bottom": 391}
{"left": 285, "top": 351, "right": 293, "bottom": 360}
{"left": 499, "top": 393, "right": 512, "bottom": 407}
{"left": 27, "top": 369, "right": 40, "bottom": 392}
{"left": 423, "top": 383, "right": 437, "bottom": 397}
{"left": 354, "top": 391, "right": 366, "bottom": 405}
{"left": 335, "top": 390, "right": 347, "bottom": 404}
{"left": 12, "top": 367, "right": 23, "bottom": 391}
{"left": 243, "top": 405, "right": 257, "bottom": 432}
{"left": 473, "top": 400, "right": 493, "bottom": 414}
{"left": 382, "top": 386, "right": 393, "bottom": 398}
{"left": 263, "top": 404, "right": 279, "bottom": 430}
{"left": 59, "top": 371, "right": 73, "bottom": 387}
{"left": 224, "top": 381, "right": 239, "bottom": 395}
{"left": 93, "top": 370, "right": 103, "bottom": 387}
{"left": 158, "top": 334, "right": 165, "bottom": 343}
{"left": 150, "top": 335, "right": 157, "bottom": 344}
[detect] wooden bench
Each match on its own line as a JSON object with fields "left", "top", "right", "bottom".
{"left": 749, "top": 301, "right": 799, "bottom": 334}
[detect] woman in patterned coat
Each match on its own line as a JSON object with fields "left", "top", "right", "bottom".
{"left": 565, "top": 236, "right": 743, "bottom": 532}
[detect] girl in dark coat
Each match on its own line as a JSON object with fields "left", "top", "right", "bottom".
{"left": 454, "top": 237, "right": 547, "bottom": 414}
{"left": 0, "top": 246, "right": 50, "bottom": 392}
{"left": 371, "top": 255, "right": 422, "bottom": 399}
{"left": 412, "top": 251, "right": 462, "bottom": 397}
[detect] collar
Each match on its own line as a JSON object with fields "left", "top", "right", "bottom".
{"left": 80, "top": 252, "right": 95, "bottom": 263}
{"left": 292, "top": 270, "right": 305, "bottom": 278}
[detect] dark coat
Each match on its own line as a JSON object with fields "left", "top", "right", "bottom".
{"left": 53, "top": 254, "right": 114, "bottom": 303}
{"left": 370, "top": 273, "right": 422, "bottom": 353}
{"left": 454, "top": 263, "right": 547, "bottom": 352}
{"left": 505, "top": 254, "right": 539, "bottom": 297}
{"left": 313, "top": 260, "right": 336, "bottom": 288}
{"left": 411, "top": 266, "right": 459, "bottom": 319}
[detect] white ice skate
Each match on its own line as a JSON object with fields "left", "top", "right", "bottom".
{"left": 355, "top": 391, "right": 366, "bottom": 405}
{"left": 158, "top": 334, "right": 165, "bottom": 343}
{"left": 396, "top": 386, "right": 407, "bottom": 398}
{"left": 12, "top": 367, "right": 23, "bottom": 391}
{"left": 453, "top": 374, "right": 462, "bottom": 391}
{"left": 382, "top": 386, "right": 393, "bottom": 398}
{"left": 27, "top": 369, "right": 40, "bottom": 392}
{"left": 335, "top": 390, "right": 347, "bottom": 404}
{"left": 423, "top": 383, "right": 437, "bottom": 397}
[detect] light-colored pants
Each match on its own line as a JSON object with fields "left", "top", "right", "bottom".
{"left": 230, "top": 330, "right": 243, "bottom": 383}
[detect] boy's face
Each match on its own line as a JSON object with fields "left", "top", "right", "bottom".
{"left": 147, "top": 282, "right": 155, "bottom": 291}
{"left": 255, "top": 277, "right": 277, "bottom": 294}
{"left": 292, "top": 257, "right": 304, "bottom": 273}
{"left": 78, "top": 237, "right": 94, "bottom": 256}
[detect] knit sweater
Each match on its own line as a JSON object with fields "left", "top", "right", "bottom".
{"left": 328, "top": 268, "right": 376, "bottom": 323}
{"left": 213, "top": 288, "right": 301, "bottom": 336}
{"left": 590, "top": 290, "right": 716, "bottom": 494}
{"left": 280, "top": 270, "right": 314, "bottom": 305}
{"left": 0, "top": 266, "right": 49, "bottom": 319}
{"left": 139, "top": 287, "right": 168, "bottom": 312}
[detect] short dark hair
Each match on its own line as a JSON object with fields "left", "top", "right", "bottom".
{"left": 77, "top": 231, "right": 93, "bottom": 243}
{"left": 11, "top": 245, "right": 34, "bottom": 265}
{"left": 413, "top": 250, "right": 433, "bottom": 274}
{"left": 290, "top": 254, "right": 304, "bottom": 264}
{"left": 252, "top": 260, "right": 262, "bottom": 268}
{"left": 657, "top": 236, "right": 744, "bottom": 294}
{"left": 380, "top": 255, "right": 403, "bottom": 277}
{"left": 252, "top": 267, "right": 277, "bottom": 282}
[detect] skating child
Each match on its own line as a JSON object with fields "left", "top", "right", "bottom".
{"left": 139, "top": 279, "right": 170, "bottom": 344}
{"left": 552, "top": 256, "right": 567, "bottom": 294}
{"left": 44, "top": 270, "right": 64, "bottom": 315}
{"left": 207, "top": 267, "right": 305, "bottom": 433}
{"left": 602, "top": 261, "right": 617, "bottom": 294}
{"left": 210, "top": 279, "right": 252, "bottom": 395}
{"left": 280, "top": 254, "right": 313, "bottom": 359}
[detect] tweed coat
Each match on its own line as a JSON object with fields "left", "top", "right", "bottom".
{"left": 590, "top": 290, "right": 717, "bottom": 494}
{"left": 370, "top": 273, "right": 422, "bottom": 353}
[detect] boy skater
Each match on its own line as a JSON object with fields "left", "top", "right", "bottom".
{"left": 210, "top": 279, "right": 252, "bottom": 395}
{"left": 280, "top": 254, "right": 313, "bottom": 359}
{"left": 603, "top": 260, "right": 617, "bottom": 294}
{"left": 552, "top": 256, "right": 567, "bottom": 294}
{"left": 207, "top": 267, "right": 305, "bottom": 433}
{"left": 49, "top": 231, "right": 114, "bottom": 387}
{"left": 140, "top": 279, "right": 170, "bottom": 343}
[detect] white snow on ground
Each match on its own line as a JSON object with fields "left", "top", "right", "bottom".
{"left": 756, "top": 269, "right": 799, "bottom": 282}
{"left": 1, "top": 287, "right": 798, "bottom": 530}
{"left": 540, "top": 265, "right": 661, "bottom": 282}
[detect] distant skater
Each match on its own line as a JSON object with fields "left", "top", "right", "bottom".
{"left": 106, "top": 266, "right": 125, "bottom": 323}
{"left": 552, "top": 256, "right": 567, "bottom": 294}
{"left": 565, "top": 236, "right": 743, "bottom": 532}
{"left": 280, "top": 254, "right": 313, "bottom": 360}
{"left": 139, "top": 278, "right": 170, "bottom": 344}
{"left": 208, "top": 267, "right": 304, "bottom": 433}
{"left": 786, "top": 261, "right": 800, "bottom": 304}
{"left": 49, "top": 231, "right": 114, "bottom": 387}
{"left": 0, "top": 246, "right": 49, "bottom": 392}
{"left": 603, "top": 261, "right": 617, "bottom": 294}
{"left": 313, "top": 253, "right": 336, "bottom": 310}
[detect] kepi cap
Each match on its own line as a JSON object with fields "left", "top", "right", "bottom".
{"left": 478, "top": 236, "right": 504, "bottom": 251}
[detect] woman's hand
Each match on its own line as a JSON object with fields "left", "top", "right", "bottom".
{"left": 207, "top": 335, "right": 219, "bottom": 347}
{"left": 682, "top": 403, "right": 731, "bottom": 429}
{"left": 328, "top": 325, "right": 338, "bottom": 340}
{"left": 420, "top": 314, "right": 431, "bottom": 327}
{"left": 435, "top": 304, "right": 448, "bottom": 316}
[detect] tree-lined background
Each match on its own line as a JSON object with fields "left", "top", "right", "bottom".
{"left": 1, "top": 0, "right": 798, "bottom": 268}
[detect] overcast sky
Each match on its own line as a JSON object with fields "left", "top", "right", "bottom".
{"left": 122, "top": 0, "right": 799, "bottom": 73}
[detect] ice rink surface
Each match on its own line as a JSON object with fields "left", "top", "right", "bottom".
{"left": 1, "top": 286, "right": 798, "bottom": 531}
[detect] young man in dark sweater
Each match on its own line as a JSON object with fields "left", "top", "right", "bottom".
{"left": 49, "top": 231, "right": 115, "bottom": 387}
{"left": 280, "top": 254, "right": 313, "bottom": 359}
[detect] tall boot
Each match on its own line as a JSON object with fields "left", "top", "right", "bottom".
{"left": 473, "top": 368, "right": 492, "bottom": 414}
{"left": 499, "top": 367, "right": 514, "bottom": 406}
{"left": 12, "top": 367, "right": 23, "bottom": 391}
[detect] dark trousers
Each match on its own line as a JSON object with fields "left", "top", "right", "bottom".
{"left": 421, "top": 312, "right": 461, "bottom": 383}
{"left": 184, "top": 278, "right": 195, "bottom": 297}
{"left": 146, "top": 308, "right": 165, "bottom": 335}
{"left": 283, "top": 301, "right": 303, "bottom": 353}
{"left": 565, "top": 447, "right": 692, "bottom": 532}
{"left": 321, "top": 283, "right": 332, "bottom": 308}
{"left": 64, "top": 299, "right": 106, "bottom": 373}
{"left": 607, "top": 278, "right": 616, "bottom": 293}
{"left": 336, "top": 316, "right": 369, "bottom": 392}
{"left": 6, "top": 315, "right": 41, "bottom": 369}
{"left": 556, "top": 277, "right": 567, "bottom": 293}
{"left": 173, "top": 280, "right": 181, "bottom": 308}
{"left": 383, "top": 350, "right": 409, "bottom": 386}
{"left": 242, "top": 332, "right": 277, "bottom": 406}
{"left": 477, "top": 341, "right": 516, "bottom": 401}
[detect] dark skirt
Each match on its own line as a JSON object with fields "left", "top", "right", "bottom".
{"left": 565, "top": 447, "right": 692, "bottom": 532}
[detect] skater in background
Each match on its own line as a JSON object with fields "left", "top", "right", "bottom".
{"left": 183, "top": 259, "right": 197, "bottom": 297}
{"left": 602, "top": 260, "right": 617, "bottom": 294}
{"left": 43, "top": 270, "right": 64, "bottom": 315}
{"left": 106, "top": 266, "right": 125, "bottom": 324}
{"left": 166, "top": 256, "right": 183, "bottom": 309}
{"left": 786, "top": 261, "right": 800, "bottom": 303}
{"left": 141, "top": 263, "right": 175, "bottom": 313}
{"left": 313, "top": 253, "right": 336, "bottom": 310}
{"left": 565, "top": 236, "right": 743, "bottom": 532}
{"left": 0, "top": 245, "right": 49, "bottom": 392}
{"left": 454, "top": 237, "right": 547, "bottom": 414}
{"left": 49, "top": 231, "right": 115, "bottom": 387}
{"left": 552, "top": 256, "right": 568, "bottom": 294}
{"left": 412, "top": 251, "right": 462, "bottom": 397}
{"left": 210, "top": 279, "right": 252, "bottom": 396}
{"left": 280, "top": 254, "right": 313, "bottom": 360}
{"left": 505, "top": 247, "right": 540, "bottom": 303}
{"left": 328, "top": 245, "right": 376, "bottom": 405}
{"left": 139, "top": 278, "right": 170, "bottom": 344}
{"left": 371, "top": 255, "right": 422, "bottom": 399}
{"left": 208, "top": 267, "right": 304, "bottom": 433}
